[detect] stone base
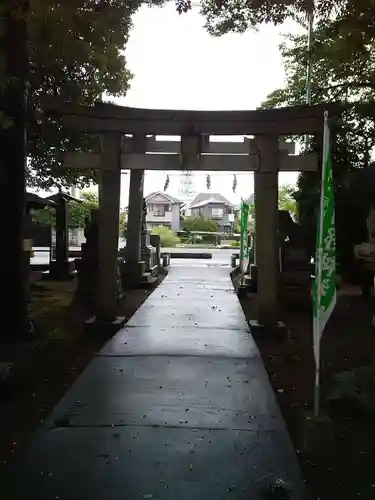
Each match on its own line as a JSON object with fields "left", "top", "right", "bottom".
{"left": 249, "top": 319, "right": 288, "bottom": 341}
{"left": 162, "top": 253, "right": 171, "bottom": 267}
{"left": 141, "top": 248, "right": 153, "bottom": 269}
{"left": 249, "top": 263, "right": 258, "bottom": 280}
{"left": 139, "top": 272, "right": 158, "bottom": 287}
{"left": 230, "top": 266, "right": 241, "bottom": 281}
{"left": 237, "top": 284, "right": 248, "bottom": 299}
{"left": 121, "top": 260, "right": 146, "bottom": 288}
{"left": 49, "top": 260, "right": 76, "bottom": 280}
{"left": 85, "top": 316, "right": 126, "bottom": 336}
{"left": 298, "top": 411, "right": 334, "bottom": 456}
{"left": 141, "top": 231, "right": 154, "bottom": 270}
{"left": 149, "top": 264, "right": 159, "bottom": 275}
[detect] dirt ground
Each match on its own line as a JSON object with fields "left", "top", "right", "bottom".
{"left": 240, "top": 287, "right": 375, "bottom": 500}
{"left": 0, "top": 273, "right": 165, "bottom": 471}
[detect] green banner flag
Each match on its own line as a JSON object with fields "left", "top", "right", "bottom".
{"left": 313, "top": 113, "right": 337, "bottom": 366}
{"left": 240, "top": 200, "right": 249, "bottom": 272}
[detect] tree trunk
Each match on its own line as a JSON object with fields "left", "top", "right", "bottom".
{"left": 0, "top": 1, "right": 30, "bottom": 338}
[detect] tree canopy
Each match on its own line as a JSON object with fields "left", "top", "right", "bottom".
{"left": 32, "top": 189, "right": 128, "bottom": 237}
{"left": 257, "top": 4, "right": 375, "bottom": 278}
{"left": 278, "top": 184, "right": 297, "bottom": 218}
{"left": 195, "top": 0, "right": 374, "bottom": 39}
{"left": 181, "top": 216, "right": 220, "bottom": 232}
{"left": 233, "top": 185, "right": 296, "bottom": 232}
{"left": 151, "top": 226, "right": 180, "bottom": 247}
{"left": 32, "top": 190, "right": 99, "bottom": 227}
{"left": 21, "top": 0, "right": 164, "bottom": 189}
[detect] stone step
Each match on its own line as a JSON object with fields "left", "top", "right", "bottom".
{"left": 139, "top": 272, "right": 158, "bottom": 285}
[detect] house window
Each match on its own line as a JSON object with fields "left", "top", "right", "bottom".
{"left": 153, "top": 204, "right": 170, "bottom": 216}
{"left": 211, "top": 208, "right": 224, "bottom": 219}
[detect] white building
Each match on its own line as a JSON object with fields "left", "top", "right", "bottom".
{"left": 145, "top": 191, "right": 183, "bottom": 232}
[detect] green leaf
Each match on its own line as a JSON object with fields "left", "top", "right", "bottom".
{"left": 10, "top": 0, "right": 161, "bottom": 189}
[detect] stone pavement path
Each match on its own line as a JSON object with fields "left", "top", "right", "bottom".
{"left": 1, "top": 264, "right": 310, "bottom": 499}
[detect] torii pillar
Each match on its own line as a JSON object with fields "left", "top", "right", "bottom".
{"left": 96, "top": 133, "right": 122, "bottom": 321}
{"left": 254, "top": 135, "right": 279, "bottom": 327}
{"left": 122, "top": 134, "right": 147, "bottom": 285}
{"left": 123, "top": 169, "right": 145, "bottom": 283}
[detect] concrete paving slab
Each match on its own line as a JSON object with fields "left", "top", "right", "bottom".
{"left": 151, "top": 286, "right": 236, "bottom": 298}
{"left": 1, "top": 263, "right": 310, "bottom": 499}
{"left": 2, "top": 426, "right": 307, "bottom": 500}
{"left": 128, "top": 308, "right": 247, "bottom": 329}
{"left": 101, "top": 326, "right": 255, "bottom": 357}
{"left": 41, "top": 356, "right": 282, "bottom": 430}
{"left": 128, "top": 292, "right": 247, "bottom": 329}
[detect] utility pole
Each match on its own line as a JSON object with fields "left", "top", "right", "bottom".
{"left": 304, "top": 1, "right": 314, "bottom": 150}
{"left": 0, "top": 1, "right": 30, "bottom": 337}
{"left": 306, "top": 5, "right": 314, "bottom": 106}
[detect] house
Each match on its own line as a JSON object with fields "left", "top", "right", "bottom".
{"left": 145, "top": 191, "right": 182, "bottom": 232}
{"left": 187, "top": 193, "right": 235, "bottom": 232}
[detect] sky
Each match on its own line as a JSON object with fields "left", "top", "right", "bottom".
{"left": 115, "top": 3, "right": 303, "bottom": 208}
{"left": 36, "top": 2, "right": 305, "bottom": 208}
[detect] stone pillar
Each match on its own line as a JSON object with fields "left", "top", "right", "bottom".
{"left": 125, "top": 169, "right": 144, "bottom": 265}
{"left": 141, "top": 229, "right": 154, "bottom": 271}
{"left": 254, "top": 135, "right": 279, "bottom": 326}
{"left": 50, "top": 194, "right": 71, "bottom": 279}
{"left": 150, "top": 234, "right": 161, "bottom": 272}
{"left": 97, "top": 133, "right": 122, "bottom": 321}
{"left": 55, "top": 195, "right": 68, "bottom": 264}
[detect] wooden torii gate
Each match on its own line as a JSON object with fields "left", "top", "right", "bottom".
{"left": 43, "top": 100, "right": 335, "bottom": 327}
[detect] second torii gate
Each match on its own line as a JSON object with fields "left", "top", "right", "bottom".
{"left": 43, "top": 100, "right": 336, "bottom": 326}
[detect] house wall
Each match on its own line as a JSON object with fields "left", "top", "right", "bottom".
{"left": 171, "top": 205, "right": 180, "bottom": 232}
{"left": 149, "top": 193, "right": 171, "bottom": 204}
{"left": 145, "top": 194, "right": 180, "bottom": 232}
{"left": 190, "top": 203, "right": 225, "bottom": 220}
{"left": 190, "top": 203, "right": 235, "bottom": 231}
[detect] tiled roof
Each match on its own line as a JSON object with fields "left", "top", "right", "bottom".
{"left": 145, "top": 191, "right": 183, "bottom": 204}
{"left": 188, "top": 192, "right": 233, "bottom": 209}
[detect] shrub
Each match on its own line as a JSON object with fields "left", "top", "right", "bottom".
{"left": 230, "top": 241, "right": 240, "bottom": 247}
{"left": 151, "top": 226, "right": 180, "bottom": 247}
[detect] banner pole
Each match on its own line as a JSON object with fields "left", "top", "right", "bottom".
{"left": 313, "top": 111, "right": 329, "bottom": 418}
{"left": 313, "top": 364, "right": 320, "bottom": 417}
{"left": 313, "top": 307, "right": 321, "bottom": 417}
{"left": 239, "top": 199, "right": 244, "bottom": 285}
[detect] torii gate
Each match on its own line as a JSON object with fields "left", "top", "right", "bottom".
{"left": 43, "top": 100, "right": 337, "bottom": 327}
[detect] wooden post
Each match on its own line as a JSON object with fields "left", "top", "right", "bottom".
{"left": 97, "top": 133, "right": 122, "bottom": 321}
{"left": 254, "top": 135, "right": 279, "bottom": 326}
